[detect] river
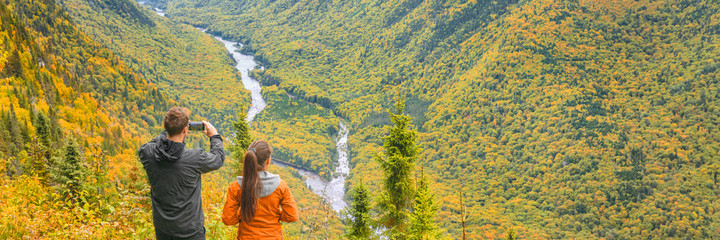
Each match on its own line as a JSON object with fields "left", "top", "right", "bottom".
{"left": 211, "top": 35, "right": 266, "bottom": 123}
{"left": 214, "top": 34, "right": 349, "bottom": 211}
{"left": 273, "top": 121, "right": 349, "bottom": 211}
{"left": 215, "top": 35, "right": 349, "bottom": 212}
{"left": 139, "top": 2, "right": 350, "bottom": 212}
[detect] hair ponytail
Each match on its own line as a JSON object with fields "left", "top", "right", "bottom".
{"left": 240, "top": 140, "right": 273, "bottom": 223}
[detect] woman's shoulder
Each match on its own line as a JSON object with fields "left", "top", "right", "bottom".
{"left": 228, "top": 180, "right": 241, "bottom": 190}
{"left": 276, "top": 179, "right": 295, "bottom": 193}
{"left": 277, "top": 179, "right": 288, "bottom": 188}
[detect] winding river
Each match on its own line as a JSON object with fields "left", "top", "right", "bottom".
{"left": 139, "top": 2, "right": 349, "bottom": 212}
{"left": 216, "top": 35, "right": 349, "bottom": 212}
{"left": 212, "top": 35, "right": 266, "bottom": 123}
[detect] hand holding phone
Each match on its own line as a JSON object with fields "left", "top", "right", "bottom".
{"left": 201, "top": 121, "right": 218, "bottom": 137}
{"left": 189, "top": 122, "right": 205, "bottom": 131}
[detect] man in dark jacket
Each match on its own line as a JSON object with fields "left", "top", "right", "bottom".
{"left": 138, "top": 107, "right": 225, "bottom": 240}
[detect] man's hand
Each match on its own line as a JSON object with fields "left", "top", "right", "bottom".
{"left": 202, "top": 121, "right": 218, "bottom": 137}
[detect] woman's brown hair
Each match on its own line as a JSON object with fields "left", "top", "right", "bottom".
{"left": 240, "top": 140, "right": 273, "bottom": 222}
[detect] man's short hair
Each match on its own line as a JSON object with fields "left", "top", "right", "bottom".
{"left": 164, "top": 107, "right": 189, "bottom": 137}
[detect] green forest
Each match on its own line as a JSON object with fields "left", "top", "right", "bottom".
{"left": 2, "top": 0, "right": 720, "bottom": 238}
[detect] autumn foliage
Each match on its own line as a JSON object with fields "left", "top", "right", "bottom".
{"left": 160, "top": 0, "right": 720, "bottom": 238}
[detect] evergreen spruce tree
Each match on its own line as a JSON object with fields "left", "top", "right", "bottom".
{"left": 4, "top": 105, "right": 25, "bottom": 176}
{"left": 6, "top": 105, "right": 24, "bottom": 155}
{"left": 51, "top": 138, "right": 88, "bottom": 203}
{"left": 34, "top": 111, "right": 51, "bottom": 148}
{"left": 346, "top": 179, "right": 372, "bottom": 239}
{"left": 376, "top": 100, "right": 419, "bottom": 239}
{"left": 229, "top": 110, "right": 253, "bottom": 176}
{"left": 28, "top": 111, "right": 52, "bottom": 181}
{"left": 408, "top": 168, "right": 440, "bottom": 240}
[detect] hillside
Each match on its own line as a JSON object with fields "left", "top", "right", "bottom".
{"left": 0, "top": 0, "right": 169, "bottom": 237}
{"left": 158, "top": 0, "right": 720, "bottom": 238}
{"left": 57, "top": 0, "right": 249, "bottom": 134}
{"left": 57, "top": 0, "right": 344, "bottom": 179}
{"left": 0, "top": 0, "right": 346, "bottom": 238}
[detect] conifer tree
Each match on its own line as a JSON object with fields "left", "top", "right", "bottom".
{"left": 409, "top": 168, "right": 440, "bottom": 240}
{"left": 6, "top": 105, "right": 24, "bottom": 155}
{"left": 28, "top": 111, "right": 52, "bottom": 181}
{"left": 229, "top": 110, "right": 253, "bottom": 176}
{"left": 51, "top": 138, "right": 88, "bottom": 203}
{"left": 346, "top": 179, "right": 372, "bottom": 239}
{"left": 3, "top": 105, "right": 25, "bottom": 177}
{"left": 34, "top": 111, "right": 51, "bottom": 148}
{"left": 377, "top": 99, "right": 419, "bottom": 239}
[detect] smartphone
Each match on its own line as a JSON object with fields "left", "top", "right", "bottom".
{"left": 189, "top": 121, "right": 205, "bottom": 131}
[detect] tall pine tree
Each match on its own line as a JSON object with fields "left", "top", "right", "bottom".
{"left": 408, "top": 168, "right": 441, "bottom": 240}
{"left": 376, "top": 100, "right": 419, "bottom": 239}
{"left": 6, "top": 105, "right": 24, "bottom": 156}
{"left": 34, "top": 111, "right": 51, "bottom": 148}
{"left": 28, "top": 111, "right": 52, "bottom": 181}
{"left": 229, "top": 110, "right": 253, "bottom": 177}
{"left": 345, "top": 178, "right": 372, "bottom": 239}
{"left": 51, "top": 138, "right": 88, "bottom": 203}
{"left": 4, "top": 105, "right": 26, "bottom": 177}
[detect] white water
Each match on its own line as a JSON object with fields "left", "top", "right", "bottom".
{"left": 320, "top": 121, "right": 349, "bottom": 211}
{"left": 138, "top": 1, "right": 165, "bottom": 16}
{"left": 271, "top": 120, "right": 349, "bottom": 212}
{"left": 213, "top": 36, "right": 266, "bottom": 124}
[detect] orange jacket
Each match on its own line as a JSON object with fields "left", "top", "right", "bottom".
{"left": 222, "top": 178, "right": 299, "bottom": 239}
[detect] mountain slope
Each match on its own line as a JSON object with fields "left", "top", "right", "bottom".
{"left": 1, "top": 0, "right": 171, "bottom": 237}
{"left": 422, "top": 0, "right": 720, "bottom": 238}
{"left": 158, "top": 0, "right": 720, "bottom": 238}
{"left": 1, "top": 0, "right": 347, "bottom": 238}
{"left": 58, "top": 0, "right": 250, "bottom": 133}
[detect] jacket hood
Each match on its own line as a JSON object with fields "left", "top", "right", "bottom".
{"left": 152, "top": 131, "right": 185, "bottom": 163}
{"left": 237, "top": 171, "right": 281, "bottom": 198}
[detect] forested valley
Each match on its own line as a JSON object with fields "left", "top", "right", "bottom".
{"left": 2, "top": 0, "right": 720, "bottom": 239}
{"left": 160, "top": 0, "right": 720, "bottom": 238}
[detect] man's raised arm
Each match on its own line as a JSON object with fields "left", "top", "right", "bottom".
{"left": 199, "top": 120, "right": 224, "bottom": 173}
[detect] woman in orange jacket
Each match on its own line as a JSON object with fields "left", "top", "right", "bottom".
{"left": 222, "top": 140, "right": 299, "bottom": 239}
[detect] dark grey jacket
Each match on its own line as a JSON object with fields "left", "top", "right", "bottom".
{"left": 138, "top": 132, "right": 224, "bottom": 238}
